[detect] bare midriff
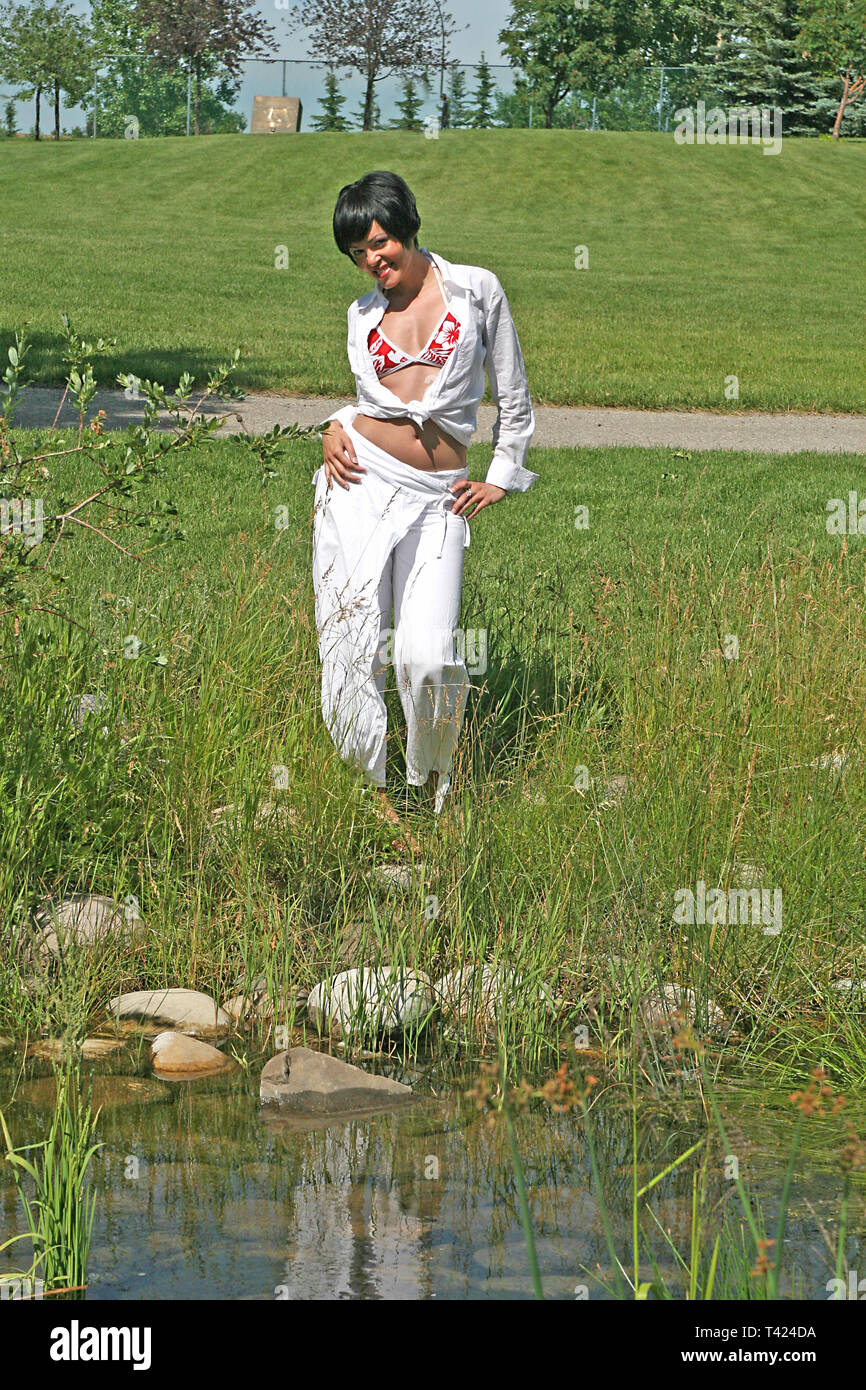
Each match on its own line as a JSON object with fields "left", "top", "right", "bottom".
{"left": 351, "top": 362, "right": 466, "bottom": 472}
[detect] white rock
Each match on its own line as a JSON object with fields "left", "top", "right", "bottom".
{"left": 307, "top": 967, "right": 432, "bottom": 1040}
{"left": 433, "top": 966, "right": 555, "bottom": 1026}
{"left": 640, "top": 983, "right": 726, "bottom": 1036}
{"left": 108, "top": 988, "right": 230, "bottom": 1035}
{"left": 812, "top": 751, "right": 849, "bottom": 772}
{"left": 374, "top": 862, "right": 438, "bottom": 890}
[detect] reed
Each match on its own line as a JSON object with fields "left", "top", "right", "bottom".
{"left": 0, "top": 1060, "right": 102, "bottom": 1295}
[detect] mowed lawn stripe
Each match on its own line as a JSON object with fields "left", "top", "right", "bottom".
{"left": 1, "top": 130, "right": 863, "bottom": 409}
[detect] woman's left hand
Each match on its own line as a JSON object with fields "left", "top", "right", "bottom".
{"left": 448, "top": 480, "right": 506, "bottom": 518}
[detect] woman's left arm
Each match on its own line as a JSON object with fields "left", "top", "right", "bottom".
{"left": 480, "top": 273, "right": 538, "bottom": 495}
{"left": 450, "top": 274, "right": 539, "bottom": 518}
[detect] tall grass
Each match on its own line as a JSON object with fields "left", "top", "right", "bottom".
{"left": 476, "top": 1054, "right": 859, "bottom": 1300}
{"left": 0, "top": 1061, "right": 102, "bottom": 1296}
{"left": 0, "top": 431, "right": 863, "bottom": 1083}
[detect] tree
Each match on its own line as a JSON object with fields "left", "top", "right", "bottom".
{"left": 0, "top": 0, "right": 93, "bottom": 140}
{"left": 469, "top": 51, "right": 497, "bottom": 127}
{"left": 136, "top": 0, "right": 278, "bottom": 135}
{"left": 352, "top": 95, "right": 381, "bottom": 129}
{"left": 391, "top": 74, "right": 424, "bottom": 129}
{"left": 311, "top": 66, "right": 350, "bottom": 131}
{"left": 798, "top": 0, "right": 866, "bottom": 136}
{"left": 498, "top": 0, "right": 651, "bottom": 128}
{"left": 694, "top": 0, "right": 821, "bottom": 135}
{"left": 493, "top": 73, "right": 536, "bottom": 127}
{"left": 88, "top": 0, "right": 243, "bottom": 137}
{"left": 447, "top": 62, "right": 469, "bottom": 126}
{"left": 290, "top": 0, "right": 458, "bottom": 131}
{"left": 3, "top": 100, "right": 16, "bottom": 136}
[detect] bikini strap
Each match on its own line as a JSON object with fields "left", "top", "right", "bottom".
{"left": 423, "top": 250, "right": 450, "bottom": 310}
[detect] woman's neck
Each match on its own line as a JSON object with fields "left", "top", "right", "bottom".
{"left": 385, "top": 247, "right": 432, "bottom": 309}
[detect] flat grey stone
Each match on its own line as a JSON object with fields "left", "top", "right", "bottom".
{"left": 107, "top": 988, "right": 230, "bottom": 1034}
{"left": 27, "top": 1037, "right": 124, "bottom": 1060}
{"left": 66, "top": 691, "right": 109, "bottom": 731}
{"left": 260, "top": 1046, "right": 414, "bottom": 1114}
{"left": 32, "top": 893, "right": 144, "bottom": 958}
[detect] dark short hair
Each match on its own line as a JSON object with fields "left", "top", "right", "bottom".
{"left": 333, "top": 170, "right": 420, "bottom": 259}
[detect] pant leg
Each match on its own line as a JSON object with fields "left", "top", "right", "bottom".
{"left": 390, "top": 501, "right": 469, "bottom": 786}
{"left": 367, "top": 550, "right": 393, "bottom": 787}
{"left": 312, "top": 467, "right": 396, "bottom": 790}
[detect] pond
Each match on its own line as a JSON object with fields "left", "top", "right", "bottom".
{"left": 0, "top": 1044, "right": 860, "bottom": 1301}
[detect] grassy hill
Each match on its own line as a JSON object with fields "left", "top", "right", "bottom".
{"left": 1, "top": 128, "right": 864, "bottom": 408}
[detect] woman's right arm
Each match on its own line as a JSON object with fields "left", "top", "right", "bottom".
{"left": 318, "top": 304, "right": 366, "bottom": 490}
{"left": 322, "top": 421, "right": 366, "bottom": 490}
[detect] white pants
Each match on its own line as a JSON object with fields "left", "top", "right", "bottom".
{"left": 312, "top": 417, "right": 471, "bottom": 800}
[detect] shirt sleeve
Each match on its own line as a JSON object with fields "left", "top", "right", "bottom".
{"left": 480, "top": 273, "right": 538, "bottom": 493}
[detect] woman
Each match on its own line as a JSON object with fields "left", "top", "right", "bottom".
{"left": 312, "top": 170, "right": 537, "bottom": 846}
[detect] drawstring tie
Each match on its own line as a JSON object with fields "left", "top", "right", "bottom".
{"left": 433, "top": 489, "right": 471, "bottom": 559}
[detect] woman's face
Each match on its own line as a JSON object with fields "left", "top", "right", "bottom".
{"left": 348, "top": 220, "right": 413, "bottom": 289}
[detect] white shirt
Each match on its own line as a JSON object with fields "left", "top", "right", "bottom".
{"left": 318, "top": 248, "right": 538, "bottom": 494}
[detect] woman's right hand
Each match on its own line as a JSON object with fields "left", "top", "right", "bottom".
{"left": 322, "top": 423, "right": 366, "bottom": 490}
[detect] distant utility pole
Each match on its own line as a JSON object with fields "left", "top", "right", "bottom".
{"left": 431, "top": 0, "right": 447, "bottom": 103}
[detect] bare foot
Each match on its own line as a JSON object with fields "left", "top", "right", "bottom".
{"left": 373, "top": 789, "right": 422, "bottom": 856}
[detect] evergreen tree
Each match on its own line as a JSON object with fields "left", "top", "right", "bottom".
{"left": 446, "top": 62, "right": 469, "bottom": 126}
{"left": 469, "top": 51, "right": 497, "bottom": 127}
{"left": 493, "top": 74, "right": 536, "bottom": 127}
{"left": 292, "top": 0, "right": 458, "bottom": 132}
{"left": 311, "top": 67, "right": 349, "bottom": 130}
{"left": 695, "top": 0, "right": 821, "bottom": 135}
{"left": 391, "top": 73, "right": 424, "bottom": 128}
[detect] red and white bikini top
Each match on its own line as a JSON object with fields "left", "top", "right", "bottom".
{"left": 368, "top": 256, "right": 460, "bottom": 378}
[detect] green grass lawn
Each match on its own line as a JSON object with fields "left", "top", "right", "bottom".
{"left": 1, "top": 130, "right": 864, "bottom": 410}
{"left": 2, "top": 427, "right": 864, "bottom": 1083}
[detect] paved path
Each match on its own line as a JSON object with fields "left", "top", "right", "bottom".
{"left": 13, "top": 386, "right": 866, "bottom": 453}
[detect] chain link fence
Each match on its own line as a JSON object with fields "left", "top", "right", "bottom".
{"left": 0, "top": 57, "right": 852, "bottom": 139}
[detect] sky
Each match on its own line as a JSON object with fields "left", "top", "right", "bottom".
{"left": 1, "top": 1, "right": 518, "bottom": 134}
